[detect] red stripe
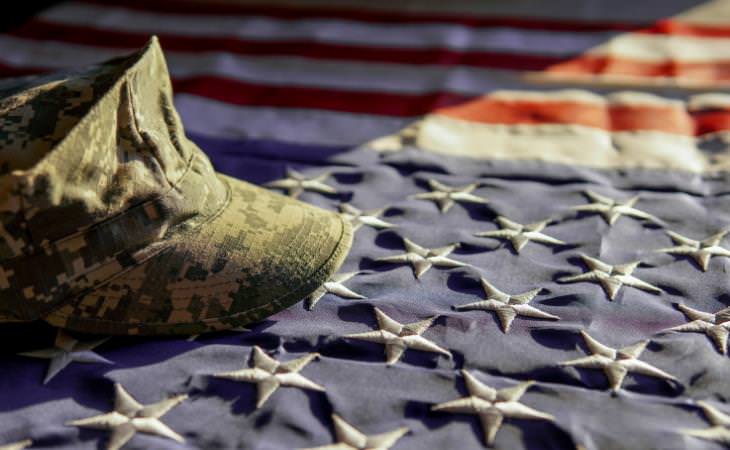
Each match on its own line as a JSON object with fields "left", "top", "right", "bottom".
{"left": 8, "top": 20, "right": 567, "bottom": 71}
{"left": 78, "top": 0, "right": 647, "bottom": 32}
{"left": 3, "top": 63, "right": 730, "bottom": 135}
{"left": 546, "top": 55, "right": 730, "bottom": 82}
{"left": 438, "top": 97, "right": 730, "bottom": 136}
{"left": 0, "top": 64, "right": 45, "bottom": 78}
{"left": 640, "top": 19, "right": 730, "bottom": 39}
{"left": 176, "top": 76, "right": 470, "bottom": 116}
{"left": 76, "top": 0, "right": 730, "bottom": 39}
{"left": 692, "top": 110, "right": 730, "bottom": 135}
{"left": 436, "top": 98, "right": 697, "bottom": 134}
{"left": 0, "top": 63, "right": 470, "bottom": 116}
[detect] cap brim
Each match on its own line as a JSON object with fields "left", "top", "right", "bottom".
{"left": 42, "top": 174, "right": 352, "bottom": 335}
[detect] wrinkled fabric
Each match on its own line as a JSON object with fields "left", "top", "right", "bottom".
{"left": 2, "top": 140, "right": 730, "bottom": 448}
{"left": 2, "top": 1, "right": 730, "bottom": 449}
{"left": 0, "top": 38, "right": 352, "bottom": 333}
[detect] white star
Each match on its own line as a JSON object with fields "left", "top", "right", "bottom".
{"left": 683, "top": 400, "right": 730, "bottom": 445}
{"left": 265, "top": 168, "right": 337, "bottom": 198}
{"left": 432, "top": 370, "right": 554, "bottom": 447}
{"left": 67, "top": 383, "right": 186, "bottom": 450}
{"left": 306, "top": 271, "right": 366, "bottom": 310}
{"left": 559, "top": 331, "right": 676, "bottom": 392}
{"left": 558, "top": 255, "right": 661, "bottom": 300}
{"left": 18, "top": 329, "right": 112, "bottom": 384}
{"left": 662, "top": 303, "right": 730, "bottom": 354}
{"left": 571, "top": 191, "right": 659, "bottom": 225}
{"left": 0, "top": 440, "right": 32, "bottom": 450}
{"left": 453, "top": 278, "right": 559, "bottom": 333}
{"left": 475, "top": 216, "right": 565, "bottom": 253}
{"left": 345, "top": 307, "right": 451, "bottom": 365}
{"left": 656, "top": 230, "right": 730, "bottom": 272}
{"left": 302, "top": 414, "right": 409, "bottom": 450}
{"left": 338, "top": 203, "right": 395, "bottom": 232}
{"left": 411, "top": 179, "right": 488, "bottom": 213}
{"left": 375, "top": 237, "right": 467, "bottom": 279}
{"left": 212, "top": 346, "right": 324, "bottom": 408}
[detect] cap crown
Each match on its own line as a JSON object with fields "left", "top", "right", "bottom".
{"left": 0, "top": 37, "right": 227, "bottom": 321}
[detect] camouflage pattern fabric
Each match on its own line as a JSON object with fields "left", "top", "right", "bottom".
{"left": 0, "top": 37, "right": 352, "bottom": 334}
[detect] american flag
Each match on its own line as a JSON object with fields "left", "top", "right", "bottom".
{"left": 3, "top": 1, "right": 730, "bottom": 449}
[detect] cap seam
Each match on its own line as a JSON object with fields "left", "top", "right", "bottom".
{"left": 0, "top": 147, "right": 199, "bottom": 268}
{"left": 32, "top": 171, "right": 233, "bottom": 322}
{"left": 1, "top": 38, "right": 188, "bottom": 265}
{"left": 46, "top": 212, "right": 353, "bottom": 330}
{"left": 9, "top": 39, "right": 153, "bottom": 179}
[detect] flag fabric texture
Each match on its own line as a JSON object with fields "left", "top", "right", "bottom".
{"left": 2, "top": 1, "right": 730, "bottom": 449}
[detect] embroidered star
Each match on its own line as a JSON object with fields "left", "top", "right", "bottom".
{"left": 431, "top": 370, "right": 554, "bottom": 447}
{"left": 475, "top": 216, "right": 565, "bottom": 253}
{"left": 559, "top": 331, "right": 676, "bottom": 392}
{"left": 338, "top": 203, "right": 395, "bottom": 232}
{"left": 306, "top": 271, "right": 365, "bottom": 310}
{"left": 411, "top": 179, "right": 488, "bottom": 213}
{"left": 656, "top": 230, "right": 730, "bottom": 272}
{"left": 67, "top": 383, "right": 186, "bottom": 450}
{"left": 571, "top": 191, "right": 658, "bottom": 225}
{"left": 18, "top": 329, "right": 112, "bottom": 384}
{"left": 558, "top": 255, "right": 661, "bottom": 300}
{"left": 302, "top": 414, "right": 409, "bottom": 450}
{"left": 682, "top": 400, "right": 730, "bottom": 445}
{"left": 265, "top": 168, "right": 337, "bottom": 198}
{"left": 345, "top": 307, "right": 451, "bottom": 365}
{"left": 0, "top": 440, "right": 32, "bottom": 450}
{"left": 662, "top": 303, "right": 730, "bottom": 354}
{"left": 375, "top": 237, "right": 467, "bottom": 279}
{"left": 453, "top": 278, "right": 559, "bottom": 333}
{"left": 212, "top": 346, "right": 324, "bottom": 408}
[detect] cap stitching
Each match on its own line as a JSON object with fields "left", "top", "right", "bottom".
{"left": 24, "top": 162, "right": 231, "bottom": 323}
{"left": 45, "top": 175, "right": 234, "bottom": 319}
{"left": 0, "top": 146, "right": 198, "bottom": 267}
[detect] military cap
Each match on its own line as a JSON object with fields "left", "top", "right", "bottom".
{"left": 0, "top": 37, "right": 352, "bottom": 335}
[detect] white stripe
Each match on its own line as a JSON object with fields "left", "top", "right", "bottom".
{"left": 605, "top": 91, "right": 685, "bottom": 107}
{"left": 488, "top": 89, "right": 605, "bottom": 104}
{"left": 673, "top": 0, "right": 730, "bottom": 26}
{"left": 0, "top": 36, "right": 127, "bottom": 68}
{"left": 42, "top": 2, "right": 608, "bottom": 56}
{"left": 373, "top": 114, "right": 723, "bottom": 172}
{"left": 588, "top": 33, "right": 730, "bottom": 62}
{"left": 689, "top": 93, "right": 730, "bottom": 110}
{"left": 176, "top": 94, "right": 410, "bottom": 146}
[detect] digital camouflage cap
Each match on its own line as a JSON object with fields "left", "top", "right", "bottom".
{"left": 0, "top": 37, "right": 352, "bottom": 335}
